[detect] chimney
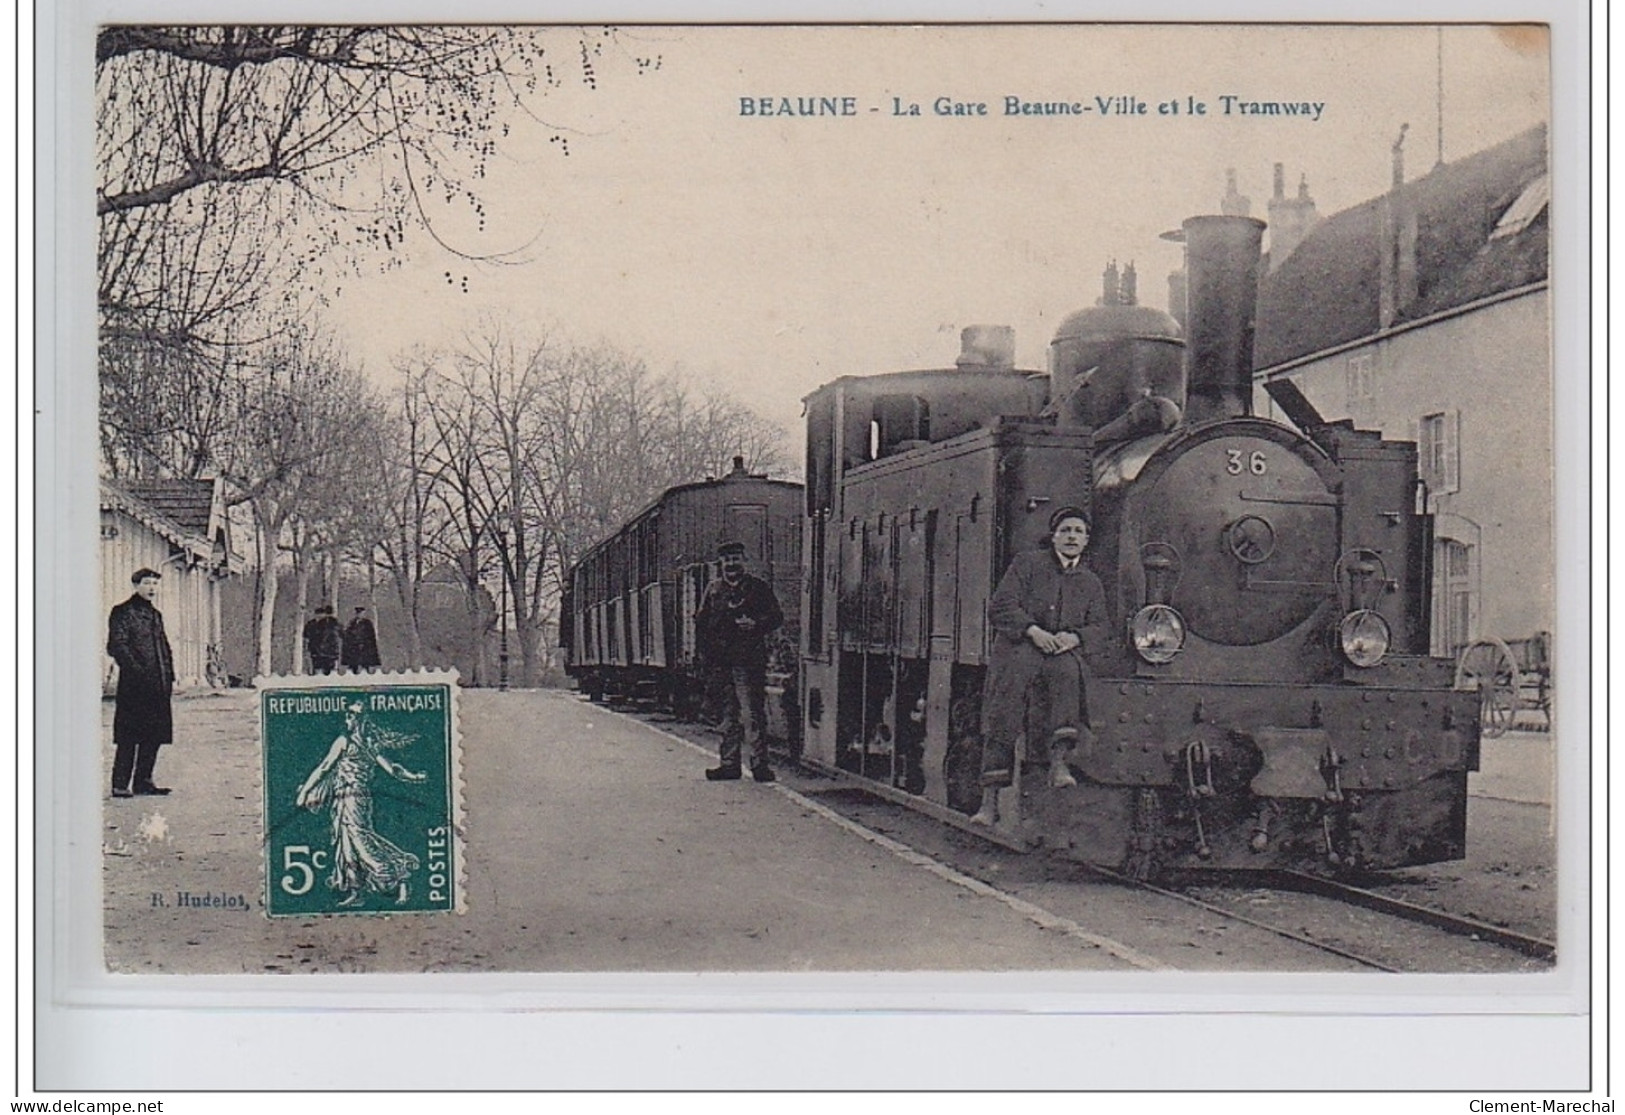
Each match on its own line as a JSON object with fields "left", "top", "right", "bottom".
{"left": 1266, "top": 164, "right": 1322, "bottom": 271}
{"left": 1179, "top": 215, "right": 1266, "bottom": 424}
{"left": 1167, "top": 268, "right": 1188, "bottom": 331}
{"left": 1221, "top": 169, "right": 1251, "bottom": 217}
{"left": 955, "top": 324, "right": 1015, "bottom": 370}
{"left": 1378, "top": 125, "right": 1419, "bottom": 328}
{"left": 1099, "top": 260, "right": 1121, "bottom": 306}
{"left": 1121, "top": 262, "right": 1138, "bottom": 306}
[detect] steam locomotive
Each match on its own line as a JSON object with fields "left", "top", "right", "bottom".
{"left": 797, "top": 215, "right": 1480, "bottom": 876}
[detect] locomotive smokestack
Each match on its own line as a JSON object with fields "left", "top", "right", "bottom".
{"left": 1179, "top": 214, "right": 1265, "bottom": 423}
{"left": 956, "top": 324, "right": 1015, "bottom": 370}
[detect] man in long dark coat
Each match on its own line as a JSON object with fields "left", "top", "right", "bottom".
{"left": 106, "top": 568, "right": 175, "bottom": 797}
{"left": 694, "top": 540, "right": 785, "bottom": 782}
{"left": 342, "top": 605, "right": 383, "bottom": 672}
{"left": 971, "top": 506, "right": 1108, "bottom": 826}
{"left": 304, "top": 605, "right": 342, "bottom": 675}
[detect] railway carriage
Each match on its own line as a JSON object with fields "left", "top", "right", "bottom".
{"left": 798, "top": 215, "right": 1481, "bottom": 877}
{"left": 562, "top": 457, "right": 802, "bottom": 736}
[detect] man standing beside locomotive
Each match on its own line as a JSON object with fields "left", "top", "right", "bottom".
{"left": 971, "top": 506, "right": 1108, "bottom": 826}
{"left": 106, "top": 568, "right": 176, "bottom": 797}
{"left": 695, "top": 540, "right": 785, "bottom": 783}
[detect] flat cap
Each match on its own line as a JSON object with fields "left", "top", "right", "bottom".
{"left": 1047, "top": 505, "right": 1091, "bottom": 533}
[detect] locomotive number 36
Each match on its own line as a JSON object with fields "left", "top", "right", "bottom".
{"left": 1225, "top": 448, "right": 1268, "bottom": 476}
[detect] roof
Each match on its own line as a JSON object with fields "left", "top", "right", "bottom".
{"left": 123, "top": 478, "right": 217, "bottom": 537}
{"left": 576, "top": 469, "right": 803, "bottom": 564}
{"left": 1255, "top": 125, "right": 1549, "bottom": 370}
{"left": 101, "top": 476, "right": 239, "bottom": 572}
{"left": 802, "top": 364, "right": 1041, "bottom": 405}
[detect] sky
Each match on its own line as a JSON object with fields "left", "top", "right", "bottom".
{"left": 326, "top": 23, "right": 1552, "bottom": 460}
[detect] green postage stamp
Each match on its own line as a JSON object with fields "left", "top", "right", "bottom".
{"left": 260, "top": 672, "right": 464, "bottom": 917}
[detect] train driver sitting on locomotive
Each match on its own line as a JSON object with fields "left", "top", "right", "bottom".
{"left": 696, "top": 539, "right": 786, "bottom": 783}
{"left": 971, "top": 505, "right": 1108, "bottom": 826}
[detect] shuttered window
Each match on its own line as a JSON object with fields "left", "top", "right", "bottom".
{"left": 1419, "top": 410, "right": 1460, "bottom": 494}
{"left": 1346, "top": 353, "right": 1376, "bottom": 409}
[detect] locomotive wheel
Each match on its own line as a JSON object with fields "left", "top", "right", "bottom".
{"left": 1455, "top": 638, "right": 1520, "bottom": 738}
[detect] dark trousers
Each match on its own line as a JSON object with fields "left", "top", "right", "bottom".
{"left": 312, "top": 657, "right": 337, "bottom": 675}
{"left": 717, "top": 666, "right": 769, "bottom": 771}
{"left": 112, "top": 738, "right": 163, "bottom": 792}
{"left": 980, "top": 644, "right": 1088, "bottom": 788}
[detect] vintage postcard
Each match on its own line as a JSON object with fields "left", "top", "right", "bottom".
{"left": 42, "top": 10, "right": 1590, "bottom": 1092}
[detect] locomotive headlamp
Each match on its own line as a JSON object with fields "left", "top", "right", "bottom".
{"left": 1338, "top": 609, "right": 1392, "bottom": 668}
{"left": 1131, "top": 604, "right": 1186, "bottom": 664}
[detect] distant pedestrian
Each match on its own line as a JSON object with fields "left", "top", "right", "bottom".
{"left": 304, "top": 605, "right": 342, "bottom": 675}
{"left": 695, "top": 540, "right": 784, "bottom": 782}
{"left": 342, "top": 605, "right": 382, "bottom": 672}
{"left": 106, "top": 567, "right": 175, "bottom": 797}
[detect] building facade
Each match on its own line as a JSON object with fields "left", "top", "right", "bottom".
{"left": 1251, "top": 125, "right": 1551, "bottom": 657}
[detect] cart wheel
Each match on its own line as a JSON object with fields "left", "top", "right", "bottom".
{"left": 1455, "top": 638, "right": 1520, "bottom": 738}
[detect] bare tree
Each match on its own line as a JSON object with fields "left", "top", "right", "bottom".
{"left": 529, "top": 344, "right": 793, "bottom": 638}
{"left": 365, "top": 328, "right": 791, "bottom": 687}
{"left": 418, "top": 350, "right": 503, "bottom": 686}
{"left": 214, "top": 328, "right": 381, "bottom": 676}
{"left": 359, "top": 357, "right": 451, "bottom": 668}
{"left": 97, "top": 25, "right": 661, "bottom": 478}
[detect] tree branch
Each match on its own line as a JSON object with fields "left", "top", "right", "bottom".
{"left": 97, "top": 158, "right": 282, "bottom": 215}
{"left": 96, "top": 26, "right": 370, "bottom": 69}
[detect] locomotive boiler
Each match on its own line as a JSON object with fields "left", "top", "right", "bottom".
{"left": 798, "top": 215, "right": 1480, "bottom": 877}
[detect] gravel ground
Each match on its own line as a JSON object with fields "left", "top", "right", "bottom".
{"left": 100, "top": 690, "right": 1562, "bottom": 974}
{"left": 102, "top": 689, "right": 1137, "bottom": 973}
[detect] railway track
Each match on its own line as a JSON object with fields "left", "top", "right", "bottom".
{"left": 612, "top": 702, "right": 1553, "bottom": 972}
{"left": 1268, "top": 870, "right": 1556, "bottom": 961}
{"left": 792, "top": 749, "right": 1556, "bottom": 972}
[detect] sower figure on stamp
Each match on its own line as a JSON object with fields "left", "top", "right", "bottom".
{"left": 295, "top": 700, "right": 425, "bottom": 908}
{"left": 971, "top": 506, "right": 1108, "bottom": 826}
{"left": 695, "top": 539, "right": 785, "bottom": 783}
{"left": 303, "top": 604, "right": 341, "bottom": 675}
{"left": 342, "top": 605, "right": 382, "bottom": 673}
{"left": 106, "top": 567, "right": 175, "bottom": 798}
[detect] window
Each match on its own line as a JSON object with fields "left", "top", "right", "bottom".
{"left": 1433, "top": 538, "right": 1474, "bottom": 657}
{"left": 1418, "top": 410, "right": 1460, "bottom": 494}
{"left": 871, "top": 394, "right": 931, "bottom": 458}
{"left": 724, "top": 504, "right": 768, "bottom": 563}
{"left": 1345, "top": 353, "right": 1376, "bottom": 409}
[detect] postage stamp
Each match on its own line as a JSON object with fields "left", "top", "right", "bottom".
{"left": 259, "top": 671, "right": 464, "bottom": 917}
